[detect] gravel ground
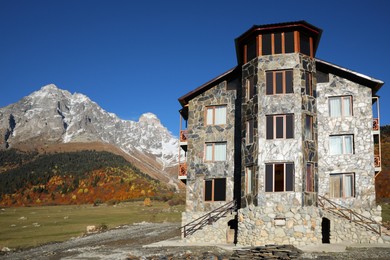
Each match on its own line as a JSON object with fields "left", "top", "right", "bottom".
{"left": 1, "top": 222, "right": 390, "bottom": 259}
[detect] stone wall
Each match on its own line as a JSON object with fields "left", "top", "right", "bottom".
{"left": 185, "top": 81, "right": 237, "bottom": 212}
{"left": 316, "top": 73, "right": 377, "bottom": 209}
{"left": 182, "top": 211, "right": 236, "bottom": 244}
{"left": 237, "top": 204, "right": 322, "bottom": 246}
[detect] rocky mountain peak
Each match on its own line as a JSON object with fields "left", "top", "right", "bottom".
{"left": 139, "top": 113, "right": 162, "bottom": 126}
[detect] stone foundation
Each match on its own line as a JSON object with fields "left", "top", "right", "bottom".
{"left": 182, "top": 211, "right": 236, "bottom": 244}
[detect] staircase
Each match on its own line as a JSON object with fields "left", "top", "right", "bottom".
{"left": 181, "top": 200, "right": 237, "bottom": 238}
{"left": 318, "top": 195, "right": 390, "bottom": 236}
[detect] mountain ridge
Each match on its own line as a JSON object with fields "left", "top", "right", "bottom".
{"left": 0, "top": 84, "right": 181, "bottom": 188}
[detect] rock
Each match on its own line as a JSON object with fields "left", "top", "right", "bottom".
{"left": 86, "top": 225, "right": 98, "bottom": 233}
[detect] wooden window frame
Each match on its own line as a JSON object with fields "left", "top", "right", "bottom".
{"left": 328, "top": 96, "right": 353, "bottom": 117}
{"left": 204, "top": 142, "right": 227, "bottom": 162}
{"left": 304, "top": 71, "right": 313, "bottom": 96}
{"left": 306, "top": 163, "right": 314, "bottom": 192}
{"left": 266, "top": 114, "right": 294, "bottom": 139}
{"left": 204, "top": 178, "right": 227, "bottom": 202}
{"left": 205, "top": 105, "right": 227, "bottom": 126}
{"left": 329, "top": 173, "right": 355, "bottom": 198}
{"left": 305, "top": 115, "right": 313, "bottom": 140}
{"left": 245, "top": 166, "right": 254, "bottom": 195}
{"left": 265, "top": 162, "right": 294, "bottom": 192}
{"left": 245, "top": 78, "right": 255, "bottom": 101}
{"left": 329, "top": 135, "right": 354, "bottom": 155}
{"left": 246, "top": 119, "right": 254, "bottom": 145}
{"left": 266, "top": 70, "right": 293, "bottom": 95}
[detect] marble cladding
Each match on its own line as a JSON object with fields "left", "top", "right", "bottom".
{"left": 316, "top": 74, "right": 377, "bottom": 209}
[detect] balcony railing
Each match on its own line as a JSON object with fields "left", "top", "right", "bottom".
{"left": 373, "top": 118, "right": 379, "bottom": 131}
{"left": 180, "top": 130, "right": 188, "bottom": 142}
{"left": 179, "top": 162, "right": 187, "bottom": 177}
{"left": 374, "top": 155, "right": 381, "bottom": 168}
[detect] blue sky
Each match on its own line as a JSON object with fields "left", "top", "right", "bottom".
{"left": 0, "top": 0, "right": 389, "bottom": 135}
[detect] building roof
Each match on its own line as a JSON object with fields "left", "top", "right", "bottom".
{"left": 234, "top": 20, "right": 323, "bottom": 64}
{"left": 316, "top": 59, "right": 384, "bottom": 94}
{"left": 178, "top": 66, "right": 241, "bottom": 107}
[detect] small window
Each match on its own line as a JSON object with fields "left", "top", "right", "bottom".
{"left": 262, "top": 33, "right": 272, "bottom": 55}
{"left": 306, "top": 163, "right": 314, "bottom": 192}
{"left": 329, "top": 135, "right": 353, "bottom": 155}
{"left": 205, "top": 178, "right": 226, "bottom": 201}
{"left": 245, "top": 166, "right": 255, "bottom": 195}
{"left": 304, "top": 72, "right": 313, "bottom": 96}
{"left": 246, "top": 120, "right": 254, "bottom": 145}
{"left": 266, "top": 70, "right": 293, "bottom": 95}
{"left": 300, "top": 32, "right": 311, "bottom": 56}
{"left": 205, "top": 142, "right": 227, "bottom": 161}
{"left": 305, "top": 115, "right": 313, "bottom": 140}
{"left": 265, "top": 163, "right": 294, "bottom": 192}
{"left": 266, "top": 114, "right": 294, "bottom": 139}
{"left": 329, "top": 96, "right": 352, "bottom": 117}
{"left": 330, "top": 173, "right": 355, "bottom": 198}
{"left": 246, "top": 38, "right": 257, "bottom": 62}
{"left": 206, "top": 105, "right": 227, "bottom": 125}
{"left": 274, "top": 33, "right": 282, "bottom": 54}
{"left": 284, "top": 32, "right": 295, "bottom": 53}
{"left": 245, "top": 78, "right": 255, "bottom": 101}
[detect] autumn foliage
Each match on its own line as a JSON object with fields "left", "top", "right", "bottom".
{"left": 0, "top": 150, "right": 175, "bottom": 207}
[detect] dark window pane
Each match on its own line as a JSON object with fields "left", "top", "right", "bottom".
{"left": 262, "top": 33, "right": 272, "bottom": 55}
{"left": 266, "top": 116, "right": 274, "bottom": 139}
{"left": 205, "top": 180, "right": 212, "bottom": 201}
{"left": 214, "top": 178, "right": 226, "bottom": 201}
{"left": 266, "top": 72, "right": 273, "bottom": 95}
{"left": 317, "top": 70, "right": 329, "bottom": 83}
{"left": 274, "top": 33, "right": 282, "bottom": 54}
{"left": 274, "top": 164, "right": 284, "bottom": 192}
{"left": 246, "top": 38, "right": 257, "bottom": 62}
{"left": 285, "top": 32, "right": 294, "bottom": 53}
{"left": 247, "top": 120, "right": 254, "bottom": 144}
{"left": 286, "top": 114, "right": 294, "bottom": 139}
{"left": 265, "top": 164, "right": 273, "bottom": 192}
{"left": 285, "top": 70, "right": 293, "bottom": 93}
{"left": 276, "top": 116, "right": 284, "bottom": 138}
{"left": 300, "top": 33, "right": 310, "bottom": 56}
{"left": 275, "top": 72, "right": 283, "bottom": 94}
{"left": 305, "top": 72, "right": 312, "bottom": 95}
{"left": 285, "top": 163, "right": 294, "bottom": 191}
{"left": 249, "top": 77, "right": 255, "bottom": 98}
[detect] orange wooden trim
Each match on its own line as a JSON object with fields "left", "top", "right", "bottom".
{"left": 243, "top": 44, "right": 247, "bottom": 63}
{"left": 294, "top": 31, "right": 299, "bottom": 53}
{"left": 310, "top": 36, "right": 314, "bottom": 58}
{"left": 271, "top": 33, "right": 275, "bottom": 54}
{"left": 281, "top": 32, "right": 285, "bottom": 54}
{"left": 258, "top": 35, "right": 262, "bottom": 56}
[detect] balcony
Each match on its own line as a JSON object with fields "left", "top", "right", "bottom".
{"left": 373, "top": 118, "right": 379, "bottom": 131}
{"left": 180, "top": 130, "right": 188, "bottom": 152}
{"left": 374, "top": 155, "right": 381, "bottom": 168}
{"left": 178, "top": 162, "right": 187, "bottom": 179}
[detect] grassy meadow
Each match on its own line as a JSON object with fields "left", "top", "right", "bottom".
{"left": 0, "top": 201, "right": 183, "bottom": 249}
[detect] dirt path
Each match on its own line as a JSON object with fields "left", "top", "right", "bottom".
{"left": 1, "top": 222, "right": 390, "bottom": 259}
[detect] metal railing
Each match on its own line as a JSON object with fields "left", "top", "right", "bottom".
{"left": 318, "top": 195, "right": 381, "bottom": 235}
{"left": 181, "top": 200, "right": 236, "bottom": 238}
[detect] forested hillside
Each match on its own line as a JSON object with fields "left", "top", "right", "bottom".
{"left": 0, "top": 150, "right": 179, "bottom": 207}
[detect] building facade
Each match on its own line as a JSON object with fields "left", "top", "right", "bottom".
{"left": 178, "top": 21, "right": 386, "bottom": 246}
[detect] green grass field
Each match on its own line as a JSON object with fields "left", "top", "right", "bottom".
{"left": 0, "top": 201, "right": 183, "bottom": 249}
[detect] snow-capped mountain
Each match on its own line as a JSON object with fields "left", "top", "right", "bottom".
{"left": 0, "top": 84, "right": 180, "bottom": 173}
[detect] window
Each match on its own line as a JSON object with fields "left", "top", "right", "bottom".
{"left": 265, "top": 163, "right": 294, "bottom": 192}
{"left": 305, "top": 115, "right": 313, "bottom": 140}
{"left": 245, "top": 166, "right": 255, "bottom": 195}
{"left": 304, "top": 72, "right": 313, "bottom": 96}
{"left": 246, "top": 120, "right": 254, "bottom": 144}
{"left": 266, "top": 70, "right": 293, "bottom": 95}
{"left": 329, "top": 135, "right": 353, "bottom": 155}
{"left": 300, "top": 32, "right": 311, "bottom": 56}
{"left": 261, "top": 32, "right": 295, "bottom": 55}
{"left": 245, "top": 78, "right": 255, "bottom": 100}
{"left": 330, "top": 173, "right": 355, "bottom": 198}
{"left": 306, "top": 163, "right": 314, "bottom": 192}
{"left": 205, "top": 142, "right": 227, "bottom": 161}
{"left": 266, "top": 114, "right": 294, "bottom": 139}
{"left": 205, "top": 178, "right": 226, "bottom": 201}
{"left": 206, "top": 105, "right": 226, "bottom": 125}
{"left": 329, "top": 96, "right": 352, "bottom": 117}
{"left": 245, "top": 38, "right": 257, "bottom": 62}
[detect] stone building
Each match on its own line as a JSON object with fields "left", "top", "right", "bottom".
{"left": 178, "top": 21, "right": 387, "bottom": 246}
